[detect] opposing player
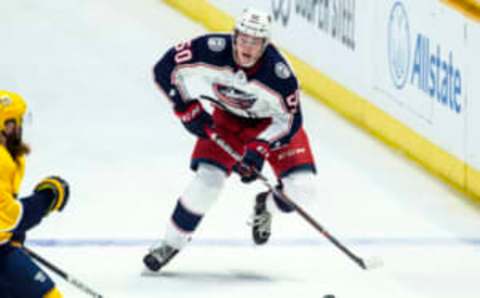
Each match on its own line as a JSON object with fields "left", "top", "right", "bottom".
{"left": 144, "top": 7, "right": 317, "bottom": 271}
{"left": 0, "top": 90, "right": 70, "bottom": 298}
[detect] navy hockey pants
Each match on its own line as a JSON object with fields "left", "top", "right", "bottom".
{"left": 0, "top": 244, "right": 55, "bottom": 298}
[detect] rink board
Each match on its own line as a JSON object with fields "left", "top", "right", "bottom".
{"left": 164, "top": 0, "right": 480, "bottom": 203}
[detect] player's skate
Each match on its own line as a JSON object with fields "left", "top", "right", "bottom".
{"left": 250, "top": 191, "right": 272, "bottom": 245}
{"left": 143, "top": 241, "right": 179, "bottom": 272}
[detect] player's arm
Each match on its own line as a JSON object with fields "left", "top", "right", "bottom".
{"left": 0, "top": 176, "right": 69, "bottom": 235}
{"left": 256, "top": 73, "right": 303, "bottom": 147}
{"left": 258, "top": 91, "right": 302, "bottom": 148}
{"left": 153, "top": 36, "right": 213, "bottom": 138}
{"left": 153, "top": 39, "right": 195, "bottom": 109}
{"left": 238, "top": 81, "right": 303, "bottom": 183}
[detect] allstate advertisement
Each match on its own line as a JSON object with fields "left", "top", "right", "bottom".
{"left": 206, "top": 0, "right": 478, "bottom": 178}
{"left": 467, "top": 22, "right": 480, "bottom": 170}
{"left": 372, "top": 0, "right": 467, "bottom": 160}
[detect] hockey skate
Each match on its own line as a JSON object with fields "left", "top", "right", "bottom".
{"left": 143, "top": 241, "right": 179, "bottom": 272}
{"left": 250, "top": 191, "right": 272, "bottom": 245}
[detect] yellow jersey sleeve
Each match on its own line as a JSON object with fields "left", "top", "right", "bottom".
{"left": 0, "top": 147, "right": 25, "bottom": 243}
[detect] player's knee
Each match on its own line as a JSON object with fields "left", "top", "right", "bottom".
{"left": 181, "top": 164, "right": 226, "bottom": 213}
{"left": 282, "top": 171, "right": 317, "bottom": 206}
{"left": 195, "top": 164, "right": 226, "bottom": 189}
{"left": 43, "top": 287, "right": 62, "bottom": 298}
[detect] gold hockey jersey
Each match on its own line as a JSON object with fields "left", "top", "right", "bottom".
{"left": 0, "top": 145, "right": 25, "bottom": 245}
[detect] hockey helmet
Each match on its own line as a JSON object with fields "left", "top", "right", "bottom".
{"left": 235, "top": 7, "right": 272, "bottom": 40}
{"left": 0, "top": 90, "right": 27, "bottom": 132}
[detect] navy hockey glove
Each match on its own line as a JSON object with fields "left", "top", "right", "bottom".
{"left": 34, "top": 176, "right": 70, "bottom": 214}
{"left": 237, "top": 140, "right": 270, "bottom": 183}
{"left": 174, "top": 100, "right": 213, "bottom": 139}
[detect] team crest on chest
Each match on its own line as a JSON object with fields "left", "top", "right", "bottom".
{"left": 275, "top": 62, "right": 291, "bottom": 79}
{"left": 212, "top": 83, "right": 257, "bottom": 110}
{"left": 207, "top": 37, "right": 226, "bottom": 52}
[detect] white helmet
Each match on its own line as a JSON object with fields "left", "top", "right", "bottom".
{"left": 235, "top": 7, "right": 272, "bottom": 40}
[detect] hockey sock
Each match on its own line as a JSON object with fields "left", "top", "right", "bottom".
{"left": 268, "top": 171, "right": 317, "bottom": 214}
{"left": 164, "top": 164, "right": 226, "bottom": 249}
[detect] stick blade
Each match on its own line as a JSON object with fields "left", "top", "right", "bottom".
{"left": 363, "top": 256, "right": 384, "bottom": 270}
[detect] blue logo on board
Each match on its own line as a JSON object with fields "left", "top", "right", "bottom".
{"left": 387, "top": 1, "right": 462, "bottom": 114}
{"left": 388, "top": 1, "right": 410, "bottom": 90}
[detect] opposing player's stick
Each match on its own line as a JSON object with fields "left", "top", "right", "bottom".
{"left": 206, "top": 130, "right": 383, "bottom": 270}
{"left": 23, "top": 246, "right": 104, "bottom": 298}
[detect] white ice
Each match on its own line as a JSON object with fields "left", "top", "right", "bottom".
{"left": 1, "top": 1, "right": 480, "bottom": 297}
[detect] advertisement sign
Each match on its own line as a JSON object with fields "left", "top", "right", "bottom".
{"left": 372, "top": 0, "right": 467, "bottom": 159}
{"left": 210, "top": 0, "right": 356, "bottom": 49}
{"left": 271, "top": 0, "right": 356, "bottom": 51}
{"left": 467, "top": 21, "right": 480, "bottom": 170}
{"left": 208, "top": 0, "right": 477, "bottom": 173}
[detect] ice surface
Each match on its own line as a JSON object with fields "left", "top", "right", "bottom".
{"left": 1, "top": 1, "right": 480, "bottom": 297}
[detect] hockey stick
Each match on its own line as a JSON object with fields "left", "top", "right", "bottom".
{"left": 206, "top": 130, "right": 383, "bottom": 270}
{"left": 23, "top": 246, "right": 104, "bottom": 298}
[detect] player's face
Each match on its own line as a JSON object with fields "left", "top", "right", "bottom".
{"left": 3, "top": 120, "right": 22, "bottom": 142}
{"left": 234, "top": 32, "right": 265, "bottom": 67}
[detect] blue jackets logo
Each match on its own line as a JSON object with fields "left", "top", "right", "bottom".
{"left": 387, "top": 1, "right": 462, "bottom": 114}
{"left": 212, "top": 83, "right": 257, "bottom": 110}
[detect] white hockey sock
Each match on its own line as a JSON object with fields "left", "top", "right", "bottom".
{"left": 164, "top": 164, "right": 226, "bottom": 249}
{"left": 266, "top": 171, "right": 317, "bottom": 215}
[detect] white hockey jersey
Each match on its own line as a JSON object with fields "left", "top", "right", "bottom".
{"left": 154, "top": 33, "right": 303, "bottom": 147}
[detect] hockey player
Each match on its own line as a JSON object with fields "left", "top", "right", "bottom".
{"left": 0, "top": 90, "right": 70, "bottom": 298}
{"left": 144, "top": 7, "right": 317, "bottom": 271}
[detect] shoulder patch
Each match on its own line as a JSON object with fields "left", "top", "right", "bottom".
{"left": 275, "top": 62, "right": 291, "bottom": 79}
{"left": 207, "top": 37, "right": 226, "bottom": 52}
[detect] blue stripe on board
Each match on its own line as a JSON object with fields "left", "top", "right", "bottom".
{"left": 24, "top": 237, "right": 480, "bottom": 247}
